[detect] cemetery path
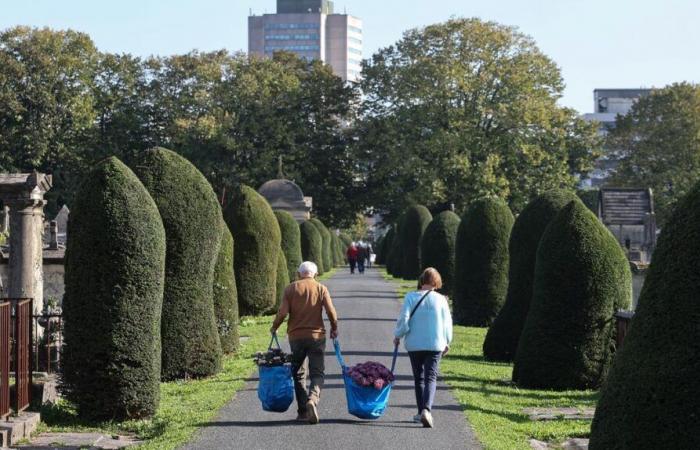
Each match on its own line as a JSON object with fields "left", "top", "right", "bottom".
{"left": 181, "top": 267, "right": 481, "bottom": 450}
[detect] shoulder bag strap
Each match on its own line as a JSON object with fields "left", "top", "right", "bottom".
{"left": 410, "top": 290, "right": 433, "bottom": 320}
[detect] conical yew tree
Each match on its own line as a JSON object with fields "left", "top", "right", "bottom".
{"left": 513, "top": 200, "right": 631, "bottom": 390}
{"left": 483, "top": 190, "right": 578, "bottom": 362}
{"left": 400, "top": 205, "right": 432, "bottom": 279}
{"left": 63, "top": 157, "right": 165, "bottom": 419}
{"left": 589, "top": 181, "right": 700, "bottom": 449}
{"left": 420, "top": 211, "right": 460, "bottom": 296}
{"left": 213, "top": 222, "right": 240, "bottom": 354}
{"left": 300, "top": 220, "right": 324, "bottom": 273}
{"left": 275, "top": 210, "right": 302, "bottom": 281}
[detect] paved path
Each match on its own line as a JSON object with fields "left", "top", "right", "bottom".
{"left": 182, "top": 268, "right": 481, "bottom": 450}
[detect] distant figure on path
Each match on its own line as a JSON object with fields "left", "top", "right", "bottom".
{"left": 346, "top": 243, "right": 359, "bottom": 274}
{"left": 357, "top": 244, "right": 368, "bottom": 274}
{"left": 271, "top": 261, "right": 339, "bottom": 424}
{"left": 393, "top": 268, "right": 453, "bottom": 428}
{"left": 367, "top": 243, "right": 375, "bottom": 268}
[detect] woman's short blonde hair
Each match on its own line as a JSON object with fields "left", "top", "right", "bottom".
{"left": 418, "top": 267, "right": 443, "bottom": 290}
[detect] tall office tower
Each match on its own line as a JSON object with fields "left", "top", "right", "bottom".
{"left": 248, "top": 0, "right": 363, "bottom": 82}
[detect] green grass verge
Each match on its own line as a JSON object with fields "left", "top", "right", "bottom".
{"left": 381, "top": 273, "right": 597, "bottom": 450}
{"left": 40, "top": 316, "right": 285, "bottom": 449}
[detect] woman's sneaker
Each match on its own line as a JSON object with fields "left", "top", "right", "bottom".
{"left": 420, "top": 409, "right": 434, "bottom": 428}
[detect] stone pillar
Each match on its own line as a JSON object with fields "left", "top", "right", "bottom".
{"left": 0, "top": 173, "right": 52, "bottom": 313}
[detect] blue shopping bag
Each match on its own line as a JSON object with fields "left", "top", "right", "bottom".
{"left": 334, "top": 339, "right": 398, "bottom": 420}
{"left": 257, "top": 334, "right": 294, "bottom": 413}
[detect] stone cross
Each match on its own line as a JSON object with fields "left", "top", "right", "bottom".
{"left": 0, "top": 172, "right": 52, "bottom": 312}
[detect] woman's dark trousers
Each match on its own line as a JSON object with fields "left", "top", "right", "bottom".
{"left": 408, "top": 351, "right": 442, "bottom": 413}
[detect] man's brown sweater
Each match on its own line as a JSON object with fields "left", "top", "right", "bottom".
{"left": 272, "top": 277, "right": 338, "bottom": 341}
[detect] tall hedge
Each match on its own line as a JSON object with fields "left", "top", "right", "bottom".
{"left": 387, "top": 216, "right": 404, "bottom": 276}
{"left": 483, "top": 190, "right": 578, "bottom": 362}
{"left": 63, "top": 157, "right": 165, "bottom": 420}
{"left": 589, "top": 182, "right": 700, "bottom": 449}
{"left": 376, "top": 229, "right": 392, "bottom": 265}
{"left": 132, "top": 148, "right": 222, "bottom": 380}
{"left": 300, "top": 220, "right": 324, "bottom": 273}
{"left": 310, "top": 218, "right": 332, "bottom": 273}
{"left": 512, "top": 200, "right": 631, "bottom": 390}
{"left": 400, "top": 205, "right": 433, "bottom": 279}
{"left": 331, "top": 232, "right": 344, "bottom": 267}
{"left": 420, "top": 211, "right": 460, "bottom": 296}
{"left": 213, "top": 222, "right": 240, "bottom": 354}
{"left": 274, "top": 210, "right": 302, "bottom": 281}
{"left": 453, "top": 198, "right": 514, "bottom": 326}
{"left": 275, "top": 247, "right": 290, "bottom": 309}
{"left": 224, "top": 185, "right": 281, "bottom": 316}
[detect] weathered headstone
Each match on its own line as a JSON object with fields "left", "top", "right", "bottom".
{"left": 54, "top": 204, "right": 69, "bottom": 245}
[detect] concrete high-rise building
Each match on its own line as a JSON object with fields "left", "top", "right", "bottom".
{"left": 248, "top": 0, "right": 363, "bottom": 82}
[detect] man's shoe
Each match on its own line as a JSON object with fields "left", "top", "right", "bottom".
{"left": 296, "top": 412, "right": 307, "bottom": 422}
{"left": 307, "top": 401, "right": 319, "bottom": 425}
{"left": 420, "top": 409, "right": 434, "bottom": 428}
{"left": 412, "top": 413, "right": 421, "bottom": 423}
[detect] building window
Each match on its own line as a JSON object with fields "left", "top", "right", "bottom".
{"left": 349, "top": 37, "right": 362, "bottom": 45}
{"left": 265, "top": 23, "right": 319, "bottom": 30}
{"left": 265, "top": 44, "right": 321, "bottom": 52}
{"left": 349, "top": 58, "right": 362, "bottom": 66}
{"left": 265, "top": 34, "right": 320, "bottom": 41}
{"left": 348, "top": 25, "right": 362, "bottom": 34}
{"left": 349, "top": 48, "right": 362, "bottom": 56}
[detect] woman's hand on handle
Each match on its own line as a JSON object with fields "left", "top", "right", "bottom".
{"left": 393, "top": 337, "right": 401, "bottom": 347}
{"left": 442, "top": 345, "right": 449, "bottom": 356}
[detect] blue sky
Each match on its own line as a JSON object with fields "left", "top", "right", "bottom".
{"left": 2, "top": 0, "right": 699, "bottom": 113}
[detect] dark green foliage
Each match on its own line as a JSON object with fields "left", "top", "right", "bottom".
{"left": 63, "top": 157, "right": 165, "bottom": 420}
{"left": 300, "top": 220, "right": 324, "bottom": 273}
{"left": 131, "top": 148, "right": 223, "bottom": 380}
{"left": 589, "top": 182, "right": 700, "bottom": 449}
{"left": 274, "top": 210, "right": 302, "bottom": 281}
{"left": 483, "top": 190, "right": 578, "bottom": 362}
{"left": 577, "top": 189, "right": 599, "bottom": 214}
{"left": 339, "top": 233, "right": 352, "bottom": 248}
{"left": 454, "top": 198, "right": 514, "bottom": 327}
{"left": 377, "top": 227, "right": 395, "bottom": 266}
{"left": 224, "top": 184, "right": 281, "bottom": 316}
{"left": 400, "top": 205, "right": 433, "bottom": 279}
{"left": 310, "top": 218, "right": 332, "bottom": 273}
{"left": 387, "top": 215, "right": 405, "bottom": 276}
{"left": 513, "top": 200, "right": 631, "bottom": 390}
{"left": 213, "top": 223, "right": 240, "bottom": 354}
{"left": 420, "top": 211, "right": 460, "bottom": 296}
{"left": 275, "top": 247, "right": 290, "bottom": 309}
{"left": 331, "top": 232, "right": 344, "bottom": 267}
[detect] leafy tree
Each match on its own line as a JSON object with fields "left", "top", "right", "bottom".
{"left": 357, "top": 18, "right": 600, "bottom": 222}
{"left": 63, "top": 157, "right": 165, "bottom": 420}
{"left": 589, "top": 180, "right": 700, "bottom": 449}
{"left": 513, "top": 200, "right": 631, "bottom": 390}
{"left": 609, "top": 82, "right": 700, "bottom": 224}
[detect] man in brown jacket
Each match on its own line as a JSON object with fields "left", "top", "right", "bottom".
{"left": 271, "top": 261, "right": 339, "bottom": 424}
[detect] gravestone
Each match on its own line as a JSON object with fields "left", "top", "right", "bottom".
{"left": 54, "top": 205, "right": 69, "bottom": 245}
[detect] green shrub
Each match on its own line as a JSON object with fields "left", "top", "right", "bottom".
{"left": 512, "top": 200, "right": 631, "bottom": 390}
{"left": 132, "top": 147, "right": 222, "bottom": 380}
{"left": 63, "top": 157, "right": 165, "bottom": 420}
{"left": 300, "top": 220, "right": 324, "bottom": 273}
{"left": 420, "top": 211, "right": 460, "bottom": 296}
{"left": 387, "top": 216, "right": 405, "bottom": 276}
{"left": 224, "top": 185, "right": 281, "bottom": 316}
{"left": 375, "top": 230, "right": 389, "bottom": 265}
{"left": 483, "top": 190, "right": 578, "bottom": 362}
{"left": 339, "top": 233, "right": 352, "bottom": 248}
{"left": 589, "top": 182, "right": 700, "bottom": 449}
{"left": 213, "top": 222, "right": 240, "bottom": 354}
{"left": 275, "top": 247, "right": 290, "bottom": 309}
{"left": 453, "top": 198, "right": 514, "bottom": 327}
{"left": 274, "top": 210, "right": 302, "bottom": 281}
{"left": 578, "top": 189, "right": 599, "bottom": 214}
{"left": 310, "top": 218, "right": 332, "bottom": 273}
{"left": 400, "top": 205, "right": 432, "bottom": 279}
{"left": 331, "top": 232, "right": 344, "bottom": 267}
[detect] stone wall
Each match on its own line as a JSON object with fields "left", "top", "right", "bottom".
{"left": 0, "top": 250, "right": 65, "bottom": 304}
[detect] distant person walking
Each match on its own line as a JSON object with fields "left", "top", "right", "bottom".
{"left": 271, "top": 262, "right": 339, "bottom": 424}
{"left": 346, "top": 243, "right": 359, "bottom": 274}
{"left": 393, "top": 268, "right": 452, "bottom": 428}
{"left": 367, "top": 244, "right": 375, "bottom": 268}
{"left": 357, "top": 244, "right": 368, "bottom": 274}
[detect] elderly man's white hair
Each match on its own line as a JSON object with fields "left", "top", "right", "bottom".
{"left": 297, "top": 261, "right": 318, "bottom": 277}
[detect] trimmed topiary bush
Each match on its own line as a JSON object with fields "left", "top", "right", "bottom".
{"left": 578, "top": 189, "right": 599, "bottom": 214}
{"left": 224, "top": 185, "right": 281, "bottom": 316}
{"left": 331, "top": 232, "right": 344, "bottom": 267}
{"left": 275, "top": 247, "right": 290, "bottom": 309}
{"left": 400, "top": 205, "right": 433, "bottom": 279}
{"left": 300, "top": 220, "right": 324, "bottom": 273}
{"left": 132, "top": 148, "right": 222, "bottom": 380}
{"left": 589, "top": 182, "right": 700, "bottom": 449}
{"left": 213, "top": 222, "right": 240, "bottom": 354}
{"left": 387, "top": 216, "right": 405, "bottom": 277}
{"left": 377, "top": 227, "right": 394, "bottom": 266}
{"left": 63, "top": 157, "right": 165, "bottom": 420}
{"left": 274, "top": 210, "right": 302, "bottom": 282}
{"left": 483, "top": 190, "right": 578, "bottom": 362}
{"left": 512, "top": 200, "right": 631, "bottom": 390}
{"left": 453, "top": 198, "right": 514, "bottom": 327}
{"left": 310, "top": 218, "right": 332, "bottom": 273}
{"left": 420, "top": 211, "right": 460, "bottom": 296}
